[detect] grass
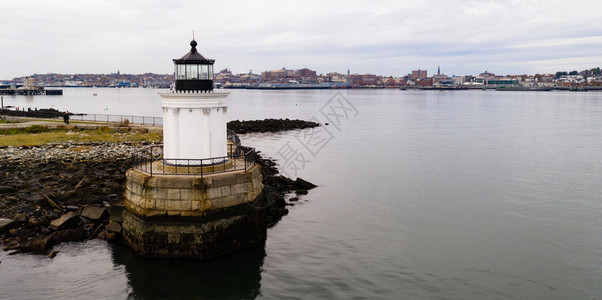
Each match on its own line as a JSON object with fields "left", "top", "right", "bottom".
{"left": 0, "top": 126, "right": 162, "bottom": 147}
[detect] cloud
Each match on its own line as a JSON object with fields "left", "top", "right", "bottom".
{"left": 1, "top": 0, "right": 601, "bottom": 79}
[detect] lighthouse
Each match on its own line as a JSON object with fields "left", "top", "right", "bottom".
{"left": 122, "top": 39, "right": 266, "bottom": 259}
{"left": 158, "top": 39, "right": 229, "bottom": 165}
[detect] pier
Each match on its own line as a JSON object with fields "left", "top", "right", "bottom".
{"left": 0, "top": 89, "right": 63, "bottom": 95}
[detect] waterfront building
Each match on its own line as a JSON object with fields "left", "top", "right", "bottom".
{"left": 479, "top": 71, "right": 496, "bottom": 78}
{"left": 432, "top": 66, "right": 450, "bottom": 85}
{"left": 296, "top": 68, "right": 317, "bottom": 78}
{"left": 474, "top": 77, "right": 519, "bottom": 86}
{"left": 412, "top": 69, "right": 428, "bottom": 80}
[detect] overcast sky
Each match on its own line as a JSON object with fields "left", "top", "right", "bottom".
{"left": 2, "top": 0, "right": 601, "bottom": 79}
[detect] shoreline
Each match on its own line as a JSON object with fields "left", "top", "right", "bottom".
{"left": 0, "top": 121, "right": 318, "bottom": 258}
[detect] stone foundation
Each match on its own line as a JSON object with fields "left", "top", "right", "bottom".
{"left": 122, "top": 164, "right": 266, "bottom": 259}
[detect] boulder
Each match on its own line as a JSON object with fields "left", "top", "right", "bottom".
{"left": 19, "top": 236, "right": 51, "bottom": 252}
{"left": 0, "top": 218, "right": 15, "bottom": 232}
{"left": 50, "top": 212, "right": 81, "bottom": 230}
{"left": 8, "top": 228, "right": 33, "bottom": 239}
{"left": 105, "top": 221, "right": 122, "bottom": 233}
{"left": 293, "top": 178, "right": 317, "bottom": 190}
{"left": 96, "top": 231, "right": 115, "bottom": 241}
{"left": 80, "top": 206, "right": 108, "bottom": 221}
{"left": 295, "top": 189, "right": 308, "bottom": 195}
{"left": 50, "top": 227, "right": 87, "bottom": 244}
{"left": 14, "top": 214, "right": 28, "bottom": 223}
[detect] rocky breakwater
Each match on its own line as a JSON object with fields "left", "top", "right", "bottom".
{"left": 0, "top": 141, "right": 150, "bottom": 256}
{"left": 0, "top": 141, "right": 316, "bottom": 257}
{"left": 227, "top": 118, "right": 319, "bottom": 134}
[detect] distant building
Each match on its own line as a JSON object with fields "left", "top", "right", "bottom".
{"left": 411, "top": 69, "right": 427, "bottom": 80}
{"left": 296, "top": 68, "right": 317, "bottom": 78}
{"left": 261, "top": 68, "right": 297, "bottom": 81}
{"left": 474, "top": 77, "right": 518, "bottom": 85}
{"left": 417, "top": 78, "right": 433, "bottom": 86}
{"left": 432, "top": 66, "right": 450, "bottom": 85}
{"left": 479, "top": 71, "right": 496, "bottom": 78}
{"left": 453, "top": 76, "right": 471, "bottom": 85}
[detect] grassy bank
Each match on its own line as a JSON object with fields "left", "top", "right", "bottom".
{"left": 0, "top": 126, "right": 162, "bottom": 147}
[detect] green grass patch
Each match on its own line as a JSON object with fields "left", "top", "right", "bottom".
{"left": 0, "top": 125, "right": 52, "bottom": 135}
{"left": 0, "top": 127, "right": 162, "bottom": 147}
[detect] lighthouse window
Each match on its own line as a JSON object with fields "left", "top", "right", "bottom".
{"left": 175, "top": 64, "right": 213, "bottom": 80}
{"left": 200, "top": 65, "right": 209, "bottom": 80}
{"left": 185, "top": 65, "right": 197, "bottom": 79}
{"left": 176, "top": 65, "right": 186, "bottom": 80}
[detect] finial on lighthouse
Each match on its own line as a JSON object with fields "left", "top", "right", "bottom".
{"left": 190, "top": 39, "right": 198, "bottom": 53}
{"left": 190, "top": 30, "right": 197, "bottom": 52}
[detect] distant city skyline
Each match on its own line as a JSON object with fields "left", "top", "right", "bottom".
{"left": 1, "top": 0, "right": 601, "bottom": 80}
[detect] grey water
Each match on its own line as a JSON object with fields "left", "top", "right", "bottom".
{"left": 1, "top": 88, "right": 602, "bottom": 299}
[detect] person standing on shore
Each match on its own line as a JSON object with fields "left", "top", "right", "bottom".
{"left": 63, "top": 112, "right": 70, "bottom": 124}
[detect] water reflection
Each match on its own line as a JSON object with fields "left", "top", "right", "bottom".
{"left": 111, "top": 243, "right": 266, "bottom": 299}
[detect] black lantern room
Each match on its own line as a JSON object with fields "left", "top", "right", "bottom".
{"left": 173, "top": 40, "right": 215, "bottom": 91}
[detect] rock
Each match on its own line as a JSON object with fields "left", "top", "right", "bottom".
{"left": 26, "top": 218, "right": 39, "bottom": 228}
{"left": 87, "top": 223, "right": 105, "bottom": 240}
{"left": 49, "top": 212, "right": 81, "bottom": 230}
{"left": 264, "top": 175, "right": 294, "bottom": 190}
{"left": 65, "top": 205, "right": 79, "bottom": 211}
{"left": 107, "top": 194, "right": 120, "bottom": 202}
{"left": 109, "top": 206, "right": 124, "bottom": 223}
{"left": 19, "top": 236, "right": 50, "bottom": 252}
{"left": 9, "top": 228, "right": 33, "bottom": 239}
{"left": 0, "top": 185, "right": 16, "bottom": 193}
{"left": 48, "top": 250, "right": 59, "bottom": 259}
{"left": 293, "top": 178, "right": 317, "bottom": 190}
{"left": 3, "top": 241, "right": 19, "bottom": 251}
{"left": 80, "top": 206, "right": 108, "bottom": 221}
{"left": 50, "top": 226, "right": 87, "bottom": 244}
{"left": 14, "top": 214, "right": 28, "bottom": 223}
{"left": 295, "top": 189, "right": 308, "bottom": 195}
{"left": 0, "top": 218, "right": 15, "bottom": 232}
{"left": 105, "top": 221, "right": 122, "bottom": 233}
{"left": 96, "top": 230, "right": 115, "bottom": 241}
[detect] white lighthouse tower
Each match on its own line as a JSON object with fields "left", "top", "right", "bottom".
{"left": 158, "top": 39, "right": 229, "bottom": 165}
{"left": 122, "top": 38, "right": 266, "bottom": 259}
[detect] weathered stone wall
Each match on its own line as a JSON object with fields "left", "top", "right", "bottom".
{"left": 124, "top": 164, "right": 263, "bottom": 218}
{"left": 122, "top": 163, "right": 266, "bottom": 259}
{"left": 122, "top": 204, "right": 266, "bottom": 259}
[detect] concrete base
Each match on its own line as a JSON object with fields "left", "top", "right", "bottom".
{"left": 122, "top": 204, "right": 266, "bottom": 259}
{"left": 122, "top": 164, "right": 266, "bottom": 259}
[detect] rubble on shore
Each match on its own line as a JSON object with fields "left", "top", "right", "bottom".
{"left": 0, "top": 140, "right": 315, "bottom": 256}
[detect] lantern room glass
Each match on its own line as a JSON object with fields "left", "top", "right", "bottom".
{"left": 175, "top": 64, "right": 214, "bottom": 80}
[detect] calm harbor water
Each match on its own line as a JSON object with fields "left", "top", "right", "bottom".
{"left": 1, "top": 88, "right": 602, "bottom": 299}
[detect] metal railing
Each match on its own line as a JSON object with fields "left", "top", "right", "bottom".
{"left": 132, "top": 143, "right": 256, "bottom": 177}
{"left": 227, "top": 129, "right": 241, "bottom": 146}
{"left": 70, "top": 114, "right": 163, "bottom": 126}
